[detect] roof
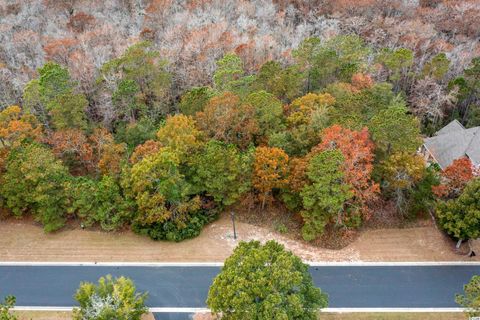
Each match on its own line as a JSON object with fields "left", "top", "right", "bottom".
{"left": 423, "top": 120, "right": 480, "bottom": 169}
{"left": 435, "top": 119, "right": 464, "bottom": 136}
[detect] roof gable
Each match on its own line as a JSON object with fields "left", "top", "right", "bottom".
{"left": 435, "top": 119, "right": 464, "bottom": 136}
{"left": 424, "top": 121, "right": 480, "bottom": 169}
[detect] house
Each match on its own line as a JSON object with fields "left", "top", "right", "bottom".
{"left": 420, "top": 120, "right": 480, "bottom": 170}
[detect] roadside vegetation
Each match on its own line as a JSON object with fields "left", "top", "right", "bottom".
{"left": 0, "top": 36, "right": 479, "bottom": 246}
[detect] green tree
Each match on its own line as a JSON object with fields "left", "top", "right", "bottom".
{"left": 376, "top": 48, "right": 414, "bottom": 92}
{"left": 0, "top": 295, "right": 17, "bottom": 320}
{"left": 368, "top": 100, "right": 422, "bottom": 157}
{"left": 65, "top": 175, "right": 134, "bottom": 231}
{"left": 378, "top": 152, "right": 426, "bottom": 214}
{"left": 179, "top": 86, "right": 214, "bottom": 115}
{"left": 189, "top": 140, "right": 252, "bottom": 207}
{"left": 73, "top": 275, "right": 148, "bottom": 320}
{"left": 100, "top": 41, "right": 171, "bottom": 124}
{"left": 213, "top": 53, "right": 255, "bottom": 96}
{"left": 449, "top": 57, "right": 480, "bottom": 124}
{"left": 123, "top": 147, "right": 206, "bottom": 241}
{"left": 270, "top": 93, "right": 334, "bottom": 156}
{"left": 0, "top": 143, "right": 70, "bottom": 232}
{"left": 456, "top": 275, "right": 480, "bottom": 317}
{"left": 23, "top": 62, "right": 88, "bottom": 130}
{"left": 47, "top": 92, "right": 88, "bottom": 130}
{"left": 207, "top": 240, "right": 328, "bottom": 320}
{"left": 327, "top": 82, "right": 396, "bottom": 129}
{"left": 300, "top": 150, "right": 353, "bottom": 241}
{"left": 293, "top": 36, "right": 370, "bottom": 92}
{"left": 422, "top": 53, "right": 450, "bottom": 81}
{"left": 244, "top": 90, "right": 285, "bottom": 142}
{"left": 437, "top": 178, "right": 480, "bottom": 241}
{"left": 253, "top": 61, "right": 303, "bottom": 102}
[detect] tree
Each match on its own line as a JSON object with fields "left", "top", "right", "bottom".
{"left": 213, "top": 53, "right": 254, "bottom": 96}
{"left": 368, "top": 101, "right": 422, "bottom": 158}
{"left": 64, "top": 175, "right": 134, "bottom": 231}
{"left": 376, "top": 48, "right": 414, "bottom": 92}
{"left": 179, "top": 86, "right": 214, "bottom": 115}
{"left": 450, "top": 57, "right": 480, "bottom": 125}
{"left": 293, "top": 36, "right": 370, "bottom": 92}
{"left": 126, "top": 148, "right": 195, "bottom": 225}
{"left": 89, "top": 128, "right": 126, "bottom": 176}
{"left": 271, "top": 93, "right": 334, "bottom": 156}
{"left": 409, "top": 77, "right": 455, "bottom": 131}
{"left": 252, "top": 146, "right": 289, "bottom": 208}
{"left": 244, "top": 91, "right": 285, "bottom": 143}
{"left": 0, "top": 143, "right": 70, "bottom": 232}
{"left": 253, "top": 61, "right": 303, "bottom": 102}
{"left": 421, "top": 53, "right": 450, "bottom": 81}
{"left": 313, "top": 125, "right": 379, "bottom": 221}
{"left": 300, "top": 150, "right": 353, "bottom": 241}
{"left": 195, "top": 92, "right": 258, "bottom": 150}
{"left": 456, "top": 275, "right": 480, "bottom": 317}
{"left": 156, "top": 114, "right": 203, "bottom": 156}
{"left": 99, "top": 41, "right": 171, "bottom": 126}
{"left": 378, "top": 152, "right": 426, "bottom": 214}
{"left": 0, "top": 105, "right": 43, "bottom": 148}
{"left": 45, "top": 129, "right": 94, "bottom": 175}
{"left": 207, "top": 240, "right": 328, "bottom": 320}
{"left": 0, "top": 295, "right": 17, "bottom": 320}
{"left": 23, "top": 62, "right": 88, "bottom": 130}
{"left": 189, "top": 140, "right": 252, "bottom": 207}
{"left": 73, "top": 275, "right": 148, "bottom": 320}
{"left": 437, "top": 178, "right": 480, "bottom": 241}
{"left": 129, "top": 139, "right": 162, "bottom": 164}
{"left": 432, "top": 157, "right": 474, "bottom": 200}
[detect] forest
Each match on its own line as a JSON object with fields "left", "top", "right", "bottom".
{"left": 0, "top": 0, "right": 479, "bottom": 243}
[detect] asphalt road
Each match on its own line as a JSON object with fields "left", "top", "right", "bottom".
{"left": 0, "top": 265, "right": 478, "bottom": 319}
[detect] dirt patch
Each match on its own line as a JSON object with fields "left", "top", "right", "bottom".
{"left": 13, "top": 311, "right": 155, "bottom": 320}
{"left": 0, "top": 212, "right": 478, "bottom": 262}
{"left": 193, "top": 312, "right": 466, "bottom": 320}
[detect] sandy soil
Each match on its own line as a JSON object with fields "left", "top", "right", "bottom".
{"left": 192, "top": 312, "right": 466, "bottom": 320}
{"left": 0, "top": 214, "right": 478, "bottom": 262}
{"left": 13, "top": 311, "right": 155, "bottom": 320}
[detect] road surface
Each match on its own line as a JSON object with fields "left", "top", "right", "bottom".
{"left": 0, "top": 264, "right": 478, "bottom": 319}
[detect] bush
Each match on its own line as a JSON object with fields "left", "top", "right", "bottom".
{"left": 132, "top": 209, "right": 218, "bottom": 242}
{"left": 0, "top": 295, "right": 17, "bottom": 320}
{"left": 73, "top": 275, "right": 148, "bottom": 320}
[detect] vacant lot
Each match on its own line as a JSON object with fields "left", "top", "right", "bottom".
{"left": 0, "top": 213, "right": 477, "bottom": 262}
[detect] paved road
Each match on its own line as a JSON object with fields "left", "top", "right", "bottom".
{"left": 0, "top": 265, "right": 478, "bottom": 318}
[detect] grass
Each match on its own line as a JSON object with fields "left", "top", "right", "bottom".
{"left": 319, "top": 313, "right": 466, "bottom": 320}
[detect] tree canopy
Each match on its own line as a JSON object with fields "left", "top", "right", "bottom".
{"left": 207, "top": 240, "right": 328, "bottom": 320}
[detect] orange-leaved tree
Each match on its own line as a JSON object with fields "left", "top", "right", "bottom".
{"left": 432, "top": 157, "right": 475, "bottom": 200}
{"left": 195, "top": 92, "right": 258, "bottom": 150}
{"left": 312, "top": 125, "right": 379, "bottom": 220}
{"left": 253, "top": 146, "right": 289, "bottom": 208}
{"left": 45, "top": 128, "right": 94, "bottom": 175}
{"left": 130, "top": 140, "right": 162, "bottom": 164}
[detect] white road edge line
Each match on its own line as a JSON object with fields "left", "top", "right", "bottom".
{"left": 1, "top": 261, "right": 480, "bottom": 266}
{"left": 11, "top": 306, "right": 466, "bottom": 313}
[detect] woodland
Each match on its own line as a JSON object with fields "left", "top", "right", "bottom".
{"left": 0, "top": 0, "right": 479, "bottom": 243}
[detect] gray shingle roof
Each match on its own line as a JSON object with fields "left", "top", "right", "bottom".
{"left": 435, "top": 119, "right": 465, "bottom": 136}
{"left": 423, "top": 120, "right": 480, "bottom": 169}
